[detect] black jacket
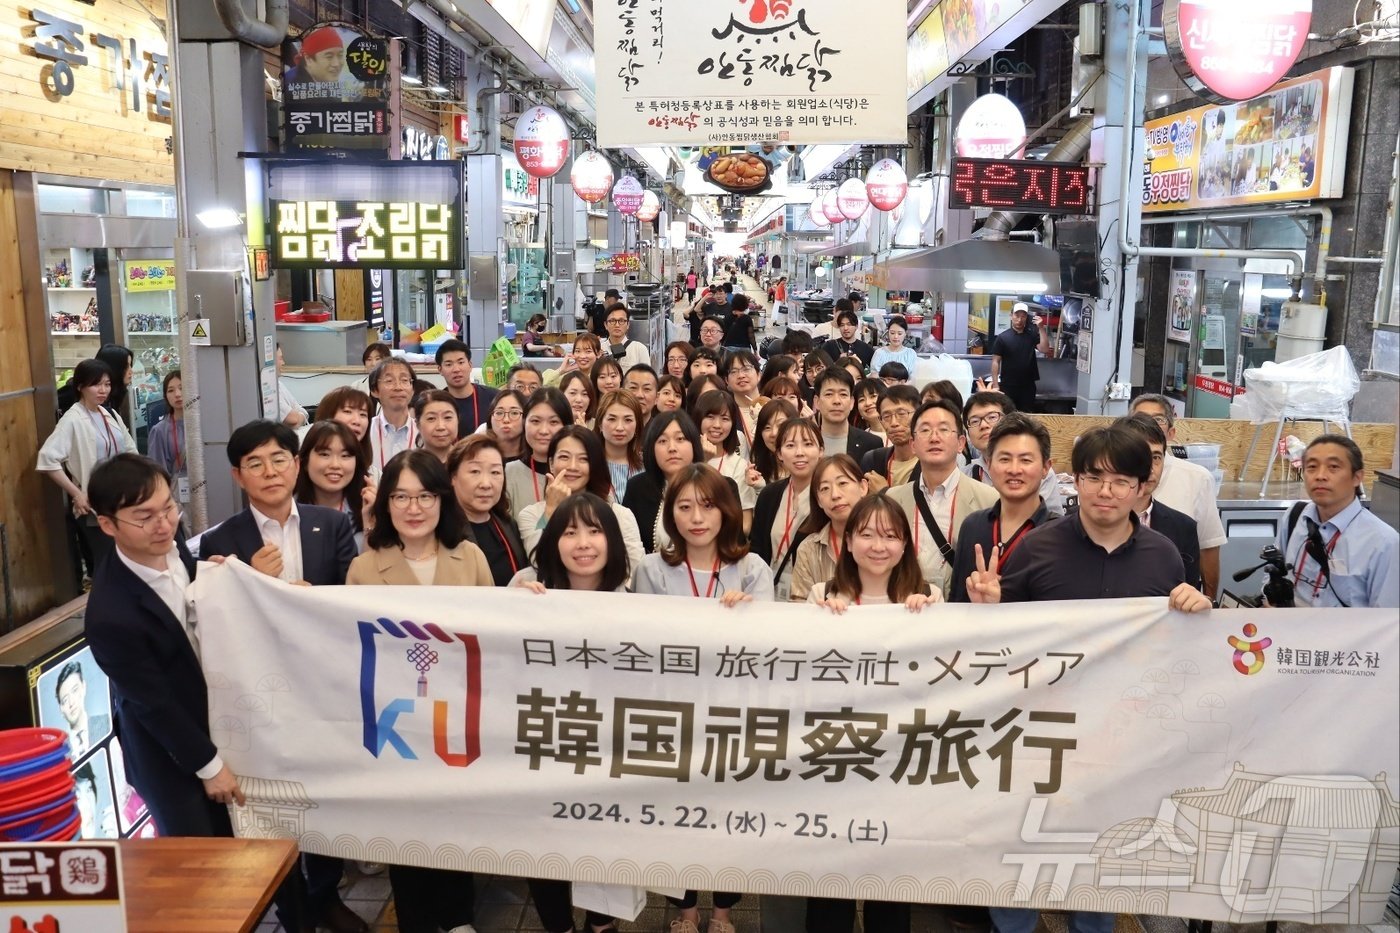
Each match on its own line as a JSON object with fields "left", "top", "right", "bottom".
{"left": 826, "top": 338, "right": 875, "bottom": 369}
{"left": 198, "top": 504, "right": 357, "bottom": 586}
{"left": 1144, "top": 499, "right": 1202, "bottom": 591}
{"left": 750, "top": 478, "right": 811, "bottom": 577}
{"left": 842, "top": 426, "right": 885, "bottom": 466}
{"left": 622, "top": 472, "right": 666, "bottom": 554}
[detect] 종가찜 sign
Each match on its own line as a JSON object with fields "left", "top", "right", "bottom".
{"left": 281, "top": 22, "right": 391, "bottom": 152}
{"left": 1163, "top": 0, "right": 1312, "bottom": 104}
{"left": 594, "top": 0, "right": 907, "bottom": 147}
{"left": 1142, "top": 67, "right": 1353, "bottom": 213}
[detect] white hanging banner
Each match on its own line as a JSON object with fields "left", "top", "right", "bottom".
{"left": 593, "top": 0, "right": 907, "bottom": 147}
{"left": 193, "top": 560, "right": 1400, "bottom": 922}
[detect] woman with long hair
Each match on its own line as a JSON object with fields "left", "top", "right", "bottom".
{"left": 313, "top": 386, "right": 373, "bottom": 444}
{"left": 347, "top": 450, "right": 488, "bottom": 933}
{"left": 448, "top": 435, "right": 528, "bottom": 587}
{"left": 758, "top": 353, "right": 798, "bottom": 394}
{"left": 558, "top": 370, "right": 596, "bottom": 427}
{"left": 854, "top": 377, "right": 887, "bottom": 437}
{"left": 596, "top": 389, "right": 645, "bottom": 498}
{"left": 655, "top": 375, "right": 686, "bottom": 413}
{"left": 621, "top": 411, "right": 705, "bottom": 554}
{"left": 809, "top": 494, "right": 941, "bottom": 611}
{"left": 762, "top": 375, "right": 810, "bottom": 418}
{"left": 683, "top": 373, "right": 729, "bottom": 415}
{"left": 293, "top": 420, "right": 369, "bottom": 541}
{"left": 789, "top": 454, "right": 868, "bottom": 602}
{"left": 749, "top": 418, "right": 822, "bottom": 600}
{"left": 516, "top": 426, "right": 644, "bottom": 571}
{"left": 485, "top": 389, "right": 528, "bottom": 463}
{"left": 146, "top": 370, "right": 186, "bottom": 484}
{"left": 589, "top": 356, "right": 623, "bottom": 396}
{"left": 749, "top": 397, "right": 797, "bottom": 486}
{"left": 693, "top": 390, "right": 756, "bottom": 532}
{"left": 870, "top": 314, "right": 918, "bottom": 377}
{"left": 95, "top": 343, "right": 134, "bottom": 414}
{"left": 412, "top": 389, "right": 460, "bottom": 464}
{"left": 544, "top": 332, "right": 602, "bottom": 387}
{"left": 504, "top": 388, "right": 571, "bottom": 522}
{"left": 630, "top": 464, "right": 770, "bottom": 933}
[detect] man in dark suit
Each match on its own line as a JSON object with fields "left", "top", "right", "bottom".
{"left": 198, "top": 420, "right": 363, "bottom": 933}
{"left": 811, "top": 368, "right": 883, "bottom": 464}
{"left": 1117, "top": 414, "right": 1203, "bottom": 590}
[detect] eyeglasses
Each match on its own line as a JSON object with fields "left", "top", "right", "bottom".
{"left": 1077, "top": 474, "right": 1139, "bottom": 497}
{"left": 240, "top": 453, "right": 295, "bottom": 474}
{"left": 880, "top": 409, "right": 915, "bottom": 424}
{"left": 729, "top": 365, "right": 758, "bottom": 375}
{"left": 606, "top": 317, "right": 629, "bottom": 325}
{"left": 1147, "top": 415, "right": 1170, "bottom": 428}
{"left": 494, "top": 409, "right": 524, "bottom": 420}
{"left": 967, "top": 412, "right": 1004, "bottom": 429}
{"left": 388, "top": 492, "right": 440, "bottom": 510}
{"left": 115, "top": 500, "right": 182, "bottom": 531}
{"left": 913, "top": 426, "right": 959, "bottom": 440}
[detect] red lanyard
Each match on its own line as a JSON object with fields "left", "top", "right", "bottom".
{"left": 686, "top": 556, "right": 722, "bottom": 598}
{"left": 828, "top": 526, "right": 842, "bottom": 560}
{"left": 489, "top": 518, "right": 520, "bottom": 575}
{"left": 991, "top": 514, "right": 1035, "bottom": 571}
{"left": 376, "top": 417, "right": 416, "bottom": 470}
{"left": 775, "top": 483, "right": 799, "bottom": 561}
{"left": 1293, "top": 529, "right": 1341, "bottom": 597}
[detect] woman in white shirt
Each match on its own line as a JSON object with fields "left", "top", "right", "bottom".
{"left": 37, "top": 359, "right": 137, "bottom": 571}
{"left": 807, "top": 494, "right": 942, "bottom": 612}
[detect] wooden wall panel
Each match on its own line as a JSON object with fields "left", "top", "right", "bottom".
{"left": 1036, "top": 416, "right": 1397, "bottom": 488}
{"left": 334, "top": 270, "right": 365, "bottom": 322}
{"left": 0, "top": 173, "right": 59, "bottom": 625}
{"left": 0, "top": 0, "right": 174, "bottom": 185}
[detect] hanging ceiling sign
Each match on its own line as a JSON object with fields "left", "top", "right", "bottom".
{"left": 807, "top": 198, "right": 831, "bottom": 228}
{"left": 612, "top": 175, "right": 645, "bottom": 215}
{"left": 955, "top": 93, "right": 1027, "bottom": 159}
{"left": 502, "top": 150, "right": 541, "bottom": 210}
{"left": 950, "top": 158, "right": 1093, "bottom": 213}
{"left": 281, "top": 22, "right": 390, "bottom": 153}
{"left": 267, "top": 161, "right": 465, "bottom": 270}
{"left": 593, "top": 0, "right": 906, "bottom": 147}
{"left": 513, "top": 105, "right": 570, "bottom": 178}
{"left": 570, "top": 151, "right": 614, "bottom": 204}
{"left": 636, "top": 190, "right": 662, "bottom": 223}
{"left": 1142, "top": 67, "right": 1353, "bottom": 213}
{"left": 1163, "top": 0, "right": 1313, "bottom": 104}
{"left": 865, "top": 158, "right": 908, "bottom": 211}
{"left": 821, "top": 188, "right": 845, "bottom": 225}
{"left": 837, "top": 178, "right": 870, "bottom": 220}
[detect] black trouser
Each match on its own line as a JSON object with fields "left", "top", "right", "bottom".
{"left": 527, "top": 877, "right": 614, "bottom": 932}
{"left": 78, "top": 513, "right": 113, "bottom": 575}
{"left": 806, "top": 897, "right": 909, "bottom": 932}
{"left": 305, "top": 854, "right": 350, "bottom": 920}
{"left": 1001, "top": 382, "right": 1037, "bottom": 415}
{"left": 388, "top": 866, "right": 474, "bottom": 933}
{"left": 667, "top": 890, "right": 742, "bottom": 910}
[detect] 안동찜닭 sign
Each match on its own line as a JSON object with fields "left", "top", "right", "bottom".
{"left": 594, "top": 0, "right": 907, "bottom": 147}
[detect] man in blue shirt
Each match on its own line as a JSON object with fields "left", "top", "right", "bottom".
{"left": 1277, "top": 434, "right": 1398, "bottom": 608}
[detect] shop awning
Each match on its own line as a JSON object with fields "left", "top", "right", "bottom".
{"left": 796, "top": 238, "right": 836, "bottom": 255}
{"left": 869, "top": 240, "right": 1062, "bottom": 293}
{"left": 821, "top": 241, "right": 873, "bottom": 258}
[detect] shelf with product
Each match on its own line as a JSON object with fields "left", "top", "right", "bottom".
{"left": 120, "top": 260, "right": 180, "bottom": 437}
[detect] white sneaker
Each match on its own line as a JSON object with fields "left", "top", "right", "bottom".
{"left": 445, "top": 926, "right": 477, "bottom": 933}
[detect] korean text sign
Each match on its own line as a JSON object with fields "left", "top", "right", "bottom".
{"left": 593, "top": 0, "right": 907, "bottom": 147}
{"left": 193, "top": 561, "right": 1399, "bottom": 922}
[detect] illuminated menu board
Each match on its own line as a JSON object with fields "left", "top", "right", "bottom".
{"left": 950, "top": 157, "right": 1093, "bottom": 214}
{"left": 267, "top": 161, "right": 465, "bottom": 270}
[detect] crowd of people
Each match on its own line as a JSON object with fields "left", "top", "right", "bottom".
{"left": 45, "top": 295, "right": 1399, "bottom": 933}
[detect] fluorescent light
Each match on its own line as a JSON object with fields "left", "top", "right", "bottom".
{"left": 430, "top": 84, "right": 449, "bottom": 94}
{"left": 1155, "top": 94, "right": 1169, "bottom": 106}
{"left": 1261, "top": 287, "right": 1295, "bottom": 299}
{"left": 402, "top": 74, "right": 423, "bottom": 86}
{"left": 963, "top": 280, "right": 1048, "bottom": 293}
{"left": 195, "top": 207, "right": 242, "bottom": 229}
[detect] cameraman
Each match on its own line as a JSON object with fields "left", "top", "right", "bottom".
{"left": 1275, "top": 434, "right": 1398, "bottom": 608}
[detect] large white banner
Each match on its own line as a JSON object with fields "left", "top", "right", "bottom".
{"left": 193, "top": 560, "right": 1400, "bottom": 923}
{"left": 593, "top": 1, "right": 907, "bottom": 147}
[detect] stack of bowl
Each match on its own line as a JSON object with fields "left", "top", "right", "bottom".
{"left": 0, "top": 727, "right": 81, "bottom": 841}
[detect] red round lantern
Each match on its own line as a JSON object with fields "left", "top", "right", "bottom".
{"left": 513, "top": 105, "right": 570, "bottom": 178}
{"left": 636, "top": 190, "right": 661, "bottom": 222}
{"left": 837, "top": 178, "right": 870, "bottom": 221}
{"left": 1164, "top": 0, "right": 1312, "bottom": 103}
{"left": 570, "top": 151, "right": 614, "bottom": 204}
{"left": 821, "top": 189, "right": 845, "bottom": 225}
{"left": 612, "top": 176, "right": 645, "bottom": 215}
{"left": 865, "top": 158, "right": 908, "bottom": 212}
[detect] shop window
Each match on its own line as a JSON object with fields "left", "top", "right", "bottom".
{"left": 37, "top": 184, "right": 108, "bottom": 214}
{"left": 126, "top": 191, "right": 177, "bottom": 218}
{"left": 1202, "top": 222, "right": 1245, "bottom": 249}
{"left": 1248, "top": 215, "right": 1309, "bottom": 250}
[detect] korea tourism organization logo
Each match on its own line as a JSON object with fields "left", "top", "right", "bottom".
{"left": 1226, "top": 622, "right": 1383, "bottom": 679}
{"left": 358, "top": 617, "right": 482, "bottom": 768}
{"left": 1226, "top": 623, "right": 1272, "bottom": 675}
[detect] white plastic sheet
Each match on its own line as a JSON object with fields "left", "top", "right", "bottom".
{"left": 1239, "top": 345, "right": 1359, "bottom": 424}
{"left": 912, "top": 354, "right": 974, "bottom": 398}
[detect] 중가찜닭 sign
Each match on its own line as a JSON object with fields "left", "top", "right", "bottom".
{"left": 593, "top": 0, "right": 907, "bottom": 147}
{"left": 193, "top": 561, "right": 1400, "bottom": 922}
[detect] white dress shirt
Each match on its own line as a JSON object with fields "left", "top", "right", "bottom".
{"left": 250, "top": 501, "right": 304, "bottom": 583}
{"left": 368, "top": 413, "right": 418, "bottom": 478}
{"left": 1155, "top": 456, "right": 1227, "bottom": 549}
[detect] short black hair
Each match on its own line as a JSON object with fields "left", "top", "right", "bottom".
{"left": 507, "top": 363, "right": 541, "bottom": 383}
{"left": 434, "top": 338, "right": 470, "bottom": 366}
{"left": 722, "top": 350, "right": 759, "bottom": 378}
{"left": 835, "top": 308, "right": 860, "bottom": 328}
{"left": 700, "top": 315, "right": 726, "bottom": 331}
{"left": 1113, "top": 413, "right": 1168, "bottom": 449}
{"left": 878, "top": 384, "right": 921, "bottom": 411}
{"left": 227, "top": 420, "right": 299, "bottom": 466}
{"left": 813, "top": 366, "right": 855, "bottom": 395}
{"left": 73, "top": 358, "right": 114, "bottom": 391}
{"left": 55, "top": 660, "right": 84, "bottom": 699}
{"left": 922, "top": 379, "right": 964, "bottom": 412}
{"left": 1071, "top": 425, "right": 1153, "bottom": 483}
{"left": 833, "top": 298, "right": 855, "bottom": 314}
{"left": 531, "top": 492, "right": 629, "bottom": 592}
{"left": 878, "top": 361, "right": 909, "bottom": 381}
{"left": 912, "top": 398, "right": 965, "bottom": 436}
{"left": 369, "top": 357, "right": 417, "bottom": 393}
{"left": 731, "top": 294, "right": 750, "bottom": 312}
{"left": 367, "top": 450, "right": 467, "bottom": 551}
{"left": 625, "top": 363, "right": 658, "bottom": 385}
{"left": 1305, "top": 433, "right": 1364, "bottom": 473}
{"left": 963, "top": 390, "right": 1015, "bottom": 422}
{"left": 641, "top": 410, "right": 703, "bottom": 483}
{"left": 88, "top": 454, "right": 172, "bottom": 518}
{"left": 605, "top": 305, "right": 630, "bottom": 322}
{"left": 986, "top": 412, "right": 1051, "bottom": 461}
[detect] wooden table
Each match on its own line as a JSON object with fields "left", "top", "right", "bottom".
{"left": 121, "top": 837, "right": 298, "bottom": 932}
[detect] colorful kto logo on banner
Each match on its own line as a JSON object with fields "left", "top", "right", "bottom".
{"left": 124, "top": 259, "right": 175, "bottom": 292}
{"left": 358, "top": 617, "right": 482, "bottom": 768}
{"left": 1227, "top": 623, "right": 1273, "bottom": 675}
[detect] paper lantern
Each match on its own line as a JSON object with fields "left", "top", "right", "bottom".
{"left": 807, "top": 199, "right": 831, "bottom": 229}
{"left": 570, "top": 151, "right": 614, "bottom": 204}
{"left": 821, "top": 189, "right": 845, "bottom": 225}
{"left": 955, "top": 93, "right": 1027, "bottom": 159}
{"left": 837, "top": 178, "right": 870, "bottom": 220}
{"left": 612, "top": 176, "right": 645, "bottom": 215}
{"left": 865, "top": 158, "right": 909, "bottom": 212}
{"left": 636, "top": 190, "right": 661, "bottom": 222}
{"left": 1164, "top": 0, "right": 1311, "bottom": 103}
{"left": 512, "top": 105, "right": 570, "bottom": 178}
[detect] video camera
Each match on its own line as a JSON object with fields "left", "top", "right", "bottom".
{"left": 1232, "top": 545, "right": 1294, "bottom": 608}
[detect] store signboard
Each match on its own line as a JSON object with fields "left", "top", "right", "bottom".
{"left": 594, "top": 0, "right": 906, "bottom": 146}
{"left": 1142, "top": 67, "right": 1352, "bottom": 213}
{"left": 950, "top": 158, "right": 1091, "bottom": 213}
{"left": 907, "top": 0, "right": 1035, "bottom": 103}
{"left": 1163, "top": 0, "right": 1312, "bottom": 104}
{"left": 266, "top": 161, "right": 465, "bottom": 270}
{"left": 955, "top": 93, "right": 1027, "bottom": 159}
{"left": 281, "top": 23, "right": 391, "bottom": 153}
{"left": 123, "top": 259, "right": 175, "bottom": 292}
{"left": 502, "top": 150, "right": 541, "bottom": 210}
{"left": 0, "top": 842, "right": 125, "bottom": 931}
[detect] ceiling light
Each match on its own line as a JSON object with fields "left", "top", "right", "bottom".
{"left": 962, "top": 279, "right": 1049, "bottom": 293}
{"left": 402, "top": 74, "right": 423, "bottom": 86}
{"left": 195, "top": 207, "right": 242, "bottom": 229}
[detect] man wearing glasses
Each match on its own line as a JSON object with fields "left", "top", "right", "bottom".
{"left": 961, "top": 391, "right": 1064, "bottom": 513}
{"left": 197, "top": 420, "right": 364, "bottom": 933}
{"left": 1275, "top": 434, "right": 1398, "bottom": 608}
{"left": 886, "top": 399, "right": 998, "bottom": 596}
{"left": 602, "top": 304, "right": 651, "bottom": 372}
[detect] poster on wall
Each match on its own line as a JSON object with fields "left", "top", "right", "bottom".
{"left": 1169, "top": 270, "right": 1196, "bottom": 343}
{"left": 594, "top": 0, "right": 906, "bottom": 146}
{"left": 1142, "top": 67, "right": 1352, "bottom": 213}
{"left": 282, "top": 23, "right": 391, "bottom": 152}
